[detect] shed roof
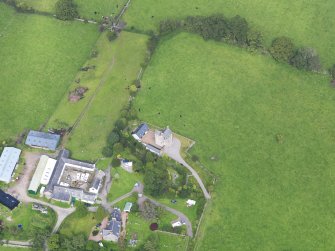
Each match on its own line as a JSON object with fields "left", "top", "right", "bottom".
{"left": 146, "top": 144, "right": 161, "bottom": 155}
{"left": 0, "top": 189, "right": 19, "bottom": 210}
{"left": 28, "top": 155, "right": 49, "bottom": 193}
{"left": 124, "top": 202, "right": 133, "bottom": 212}
{"left": 0, "top": 147, "right": 21, "bottom": 183}
{"left": 111, "top": 208, "right": 121, "bottom": 221}
{"left": 40, "top": 157, "right": 57, "bottom": 185}
{"left": 25, "top": 130, "right": 60, "bottom": 151}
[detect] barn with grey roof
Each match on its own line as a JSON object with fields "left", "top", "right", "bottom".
{"left": 0, "top": 147, "right": 21, "bottom": 183}
{"left": 25, "top": 130, "right": 60, "bottom": 151}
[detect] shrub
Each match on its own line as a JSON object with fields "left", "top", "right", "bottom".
{"left": 290, "top": 47, "right": 321, "bottom": 72}
{"left": 270, "top": 36, "right": 295, "bottom": 63}
{"left": 111, "top": 158, "right": 120, "bottom": 167}
{"left": 115, "top": 118, "right": 127, "bottom": 131}
{"left": 191, "top": 154, "right": 199, "bottom": 162}
{"left": 55, "top": 0, "right": 78, "bottom": 21}
{"left": 102, "top": 146, "right": 113, "bottom": 157}
{"left": 107, "top": 131, "right": 120, "bottom": 146}
{"left": 92, "top": 230, "right": 99, "bottom": 236}
{"left": 107, "top": 31, "right": 117, "bottom": 41}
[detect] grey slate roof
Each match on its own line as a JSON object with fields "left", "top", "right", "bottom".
{"left": 146, "top": 144, "right": 161, "bottom": 155}
{"left": 45, "top": 150, "right": 69, "bottom": 193}
{"left": 52, "top": 186, "right": 71, "bottom": 202}
{"left": 52, "top": 185, "right": 97, "bottom": 204}
{"left": 0, "top": 189, "right": 20, "bottom": 210}
{"left": 132, "top": 123, "right": 149, "bottom": 139}
{"left": 111, "top": 208, "right": 121, "bottom": 221}
{"left": 91, "top": 177, "right": 101, "bottom": 190}
{"left": 104, "top": 220, "right": 121, "bottom": 237}
{"left": 0, "top": 147, "right": 21, "bottom": 183}
{"left": 162, "top": 126, "right": 172, "bottom": 139}
{"left": 25, "top": 130, "right": 60, "bottom": 151}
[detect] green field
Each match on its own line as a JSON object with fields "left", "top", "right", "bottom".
{"left": 0, "top": 4, "right": 98, "bottom": 140}
{"left": 66, "top": 31, "right": 148, "bottom": 161}
{"left": 134, "top": 33, "right": 335, "bottom": 250}
{"left": 21, "top": 0, "right": 127, "bottom": 20}
{"left": 124, "top": 0, "right": 335, "bottom": 67}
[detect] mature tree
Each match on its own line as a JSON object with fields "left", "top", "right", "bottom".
{"left": 159, "top": 19, "right": 181, "bottom": 35}
{"left": 141, "top": 200, "right": 161, "bottom": 220}
{"left": 115, "top": 118, "right": 127, "bottom": 131}
{"left": 270, "top": 36, "right": 295, "bottom": 63}
{"left": 228, "top": 15, "right": 249, "bottom": 45}
{"left": 144, "top": 165, "right": 170, "bottom": 196}
{"left": 48, "top": 234, "right": 60, "bottom": 250}
{"left": 107, "top": 131, "right": 120, "bottom": 146}
{"left": 111, "top": 158, "right": 120, "bottom": 167}
{"left": 102, "top": 146, "right": 113, "bottom": 157}
{"left": 31, "top": 228, "right": 49, "bottom": 250}
{"left": 329, "top": 64, "right": 335, "bottom": 79}
{"left": 247, "top": 29, "right": 264, "bottom": 50}
{"left": 55, "top": 0, "right": 78, "bottom": 21}
{"left": 60, "top": 234, "right": 87, "bottom": 250}
{"left": 290, "top": 47, "right": 321, "bottom": 71}
{"left": 113, "top": 142, "right": 124, "bottom": 154}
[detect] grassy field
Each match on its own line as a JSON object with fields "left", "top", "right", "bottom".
{"left": 124, "top": 0, "right": 335, "bottom": 67}
{"left": 0, "top": 248, "right": 32, "bottom": 251}
{"left": 21, "top": 0, "right": 127, "bottom": 20}
{"left": 133, "top": 33, "right": 335, "bottom": 250}
{"left": 0, "top": 203, "right": 57, "bottom": 240}
{"left": 65, "top": 31, "right": 148, "bottom": 161}
{"left": 0, "top": 4, "right": 99, "bottom": 140}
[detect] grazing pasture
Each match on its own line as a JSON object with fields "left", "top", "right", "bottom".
{"left": 21, "top": 0, "right": 128, "bottom": 20}
{"left": 0, "top": 4, "right": 98, "bottom": 140}
{"left": 124, "top": 0, "right": 335, "bottom": 67}
{"left": 134, "top": 33, "right": 335, "bottom": 250}
{"left": 66, "top": 31, "right": 148, "bottom": 161}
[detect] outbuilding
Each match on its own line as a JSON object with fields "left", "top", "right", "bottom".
{"left": 0, "top": 147, "right": 21, "bottom": 183}
{"left": 25, "top": 130, "right": 60, "bottom": 151}
{"left": 0, "top": 189, "right": 19, "bottom": 210}
{"left": 28, "top": 155, "right": 49, "bottom": 194}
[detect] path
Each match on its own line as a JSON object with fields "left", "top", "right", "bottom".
{"left": 7, "top": 152, "right": 76, "bottom": 234}
{"left": 163, "top": 138, "right": 211, "bottom": 199}
{"left": 1, "top": 240, "right": 32, "bottom": 248}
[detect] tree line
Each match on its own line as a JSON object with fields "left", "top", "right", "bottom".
{"left": 158, "top": 14, "right": 335, "bottom": 75}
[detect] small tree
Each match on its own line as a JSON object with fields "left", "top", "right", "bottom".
{"left": 107, "top": 31, "right": 118, "bottom": 41}
{"left": 55, "top": 0, "right": 78, "bottom": 21}
{"left": 107, "top": 131, "right": 120, "bottom": 146}
{"left": 290, "top": 47, "right": 321, "bottom": 72}
{"left": 329, "top": 64, "right": 335, "bottom": 79}
{"left": 102, "top": 146, "right": 113, "bottom": 157}
{"left": 48, "top": 234, "right": 60, "bottom": 250}
{"left": 270, "top": 36, "right": 295, "bottom": 63}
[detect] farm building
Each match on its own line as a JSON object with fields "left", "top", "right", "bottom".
{"left": 40, "top": 157, "right": 57, "bottom": 185}
{"left": 132, "top": 123, "right": 149, "bottom": 141}
{"left": 28, "top": 155, "right": 57, "bottom": 194}
{"left": 0, "top": 189, "right": 19, "bottom": 210}
{"left": 28, "top": 155, "right": 49, "bottom": 194}
{"left": 44, "top": 149, "right": 105, "bottom": 204}
{"left": 0, "top": 147, "right": 21, "bottom": 183}
{"left": 155, "top": 126, "right": 173, "bottom": 147}
{"left": 25, "top": 130, "right": 60, "bottom": 151}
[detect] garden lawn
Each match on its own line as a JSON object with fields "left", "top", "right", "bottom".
{"left": 124, "top": 0, "right": 335, "bottom": 67}
{"left": 0, "top": 4, "right": 98, "bottom": 140}
{"left": 157, "top": 232, "right": 189, "bottom": 251}
{"left": 66, "top": 31, "right": 148, "bottom": 161}
{"left": 134, "top": 33, "right": 335, "bottom": 250}
{"left": 0, "top": 248, "right": 32, "bottom": 251}
{"left": 108, "top": 167, "right": 143, "bottom": 202}
{"left": 1, "top": 203, "right": 57, "bottom": 240}
{"left": 59, "top": 210, "right": 104, "bottom": 237}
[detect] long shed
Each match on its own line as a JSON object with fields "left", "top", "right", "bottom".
{"left": 0, "top": 147, "right": 21, "bottom": 183}
{"left": 28, "top": 155, "right": 49, "bottom": 194}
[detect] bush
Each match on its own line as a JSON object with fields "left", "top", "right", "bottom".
{"left": 330, "top": 65, "right": 335, "bottom": 79}
{"left": 55, "top": 0, "right": 78, "bottom": 20}
{"left": 92, "top": 230, "right": 99, "bottom": 236}
{"left": 111, "top": 158, "right": 120, "bottom": 167}
{"left": 107, "top": 31, "right": 117, "bottom": 41}
{"left": 290, "top": 47, "right": 321, "bottom": 72}
{"left": 107, "top": 131, "right": 120, "bottom": 146}
{"left": 102, "top": 146, "right": 113, "bottom": 157}
{"left": 191, "top": 154, "right": 199, "bottom": 162}
{"left": 270, "top": 36, "right": 295, "bottom": 63}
